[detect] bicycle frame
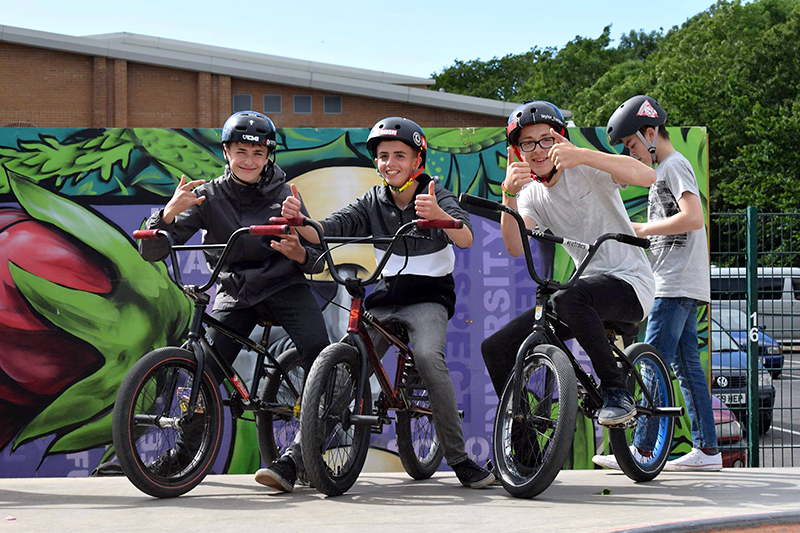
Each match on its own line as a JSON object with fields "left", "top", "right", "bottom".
{"left": 133, "top": 224, "right": 302, "bottom": 421}
{"left": 271, "top": 216, "right": 462, "bottom": 427}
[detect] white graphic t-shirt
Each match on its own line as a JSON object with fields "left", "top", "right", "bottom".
{"left": 647, "top": 151, "right": 711, "bottom": 303}
{"left": 517, "top": 165, "right": 655, "bottom": 318}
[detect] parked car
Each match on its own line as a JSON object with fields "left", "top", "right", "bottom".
{"left": 712, "top": 395, "right": 746, "bottom": 468}
{"left": 710, "top": 266, "right": 800, "bottom": 350}
{"left": 708, "top": 323, "right": 775, "bottom": 435}
{"left": 710, "top": 304, "right": 784, "bottom": 378}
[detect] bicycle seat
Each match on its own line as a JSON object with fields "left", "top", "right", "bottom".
{"left": 603, "top": 320, "right": 639, "bottom": 346}
{"left": 254, "top": 305, "right": 280, "bottom": 328}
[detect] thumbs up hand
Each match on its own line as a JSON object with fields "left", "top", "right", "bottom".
{"left": 504, "top": 146, "right": 534, "bottom": 195}
{"left": 415, "top": 179, "right": 447, "bottom": 221}
{"left": 547, "top": 128, "right": 581, "bottom": 171}
{"left": 281, "top": 183, "right": 305, "bottom": 220}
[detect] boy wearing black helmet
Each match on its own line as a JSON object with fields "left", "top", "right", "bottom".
{"left": 140, "top": 110, "right": 330, "bottom": 491}
{"left": 282, "top": 117, "right": 494, "bottom": 489}
{"left": 481, "top": 101, "right": 657, "bottom": 428}
{"left": 595, "top": 95, "right": 720, "bottom": 472}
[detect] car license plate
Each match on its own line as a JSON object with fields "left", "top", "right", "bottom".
{"left": 717, "top": 393, "right": 746, "bottom": 405}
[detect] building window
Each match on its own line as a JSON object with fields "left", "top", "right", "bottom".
{"left": 232, "top": 94, "right": 252, "bottom": 112}
{"left": 263, "top": 94, "right": 282, "bottom": 114}
{"left": 293, "top": 95, "right": 312, "bottom": 114}
{"left": 323, "top": 95, "right": 342, "bottom": 114}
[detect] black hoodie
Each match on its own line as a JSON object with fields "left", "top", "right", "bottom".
{"left": 141, "top": 163, "right": 322, "bottom": 310}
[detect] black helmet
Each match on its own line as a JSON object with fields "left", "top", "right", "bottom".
{"left": 606, "top": 95, "right": 666, "bottom": 145}
{"left": 221, "top": 111, "right": 277, "bottom": 150}
{"left": 366, "top": 117, "right": 427, "bottom": 167}
{"left": 606, "top": 95, "right": 666, "bottom": 166}
{"left": 506, "top": 101, "right": 568, "bottom": 146}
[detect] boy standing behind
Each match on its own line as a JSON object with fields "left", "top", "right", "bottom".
{"left": 596, "top": 95, "right": 721, "bottom": 471}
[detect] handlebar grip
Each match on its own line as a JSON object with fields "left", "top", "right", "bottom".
{"left": 249, "top": 224, "right": 290, "bottom": 235}
{"left": 458, "top": 193, "right": 503, "bottom": 212}
{"left": 133, "top": 229, "right": 160, "bottom": 240}
{"left": 416, "top": 219, "right": 464, "bottom": 230}
{"left": 269, "top": 216, "right": 306, "bottom": 227}
{"left": 615, "top": 233, "right": 650, "bottom": 249}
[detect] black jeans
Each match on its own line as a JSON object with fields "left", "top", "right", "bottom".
{"left": 481, "top": 274, "right": 644, "bottom": 396}
{"left": 205, "top": 283, "right": 329, "bottom": 381}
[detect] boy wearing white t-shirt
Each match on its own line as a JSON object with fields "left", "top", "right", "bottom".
{"left": 481, "top": 101, "right": 656, "bottom": 427}
{"left": 596, "top": 95, "right": 721, "bottom": 472}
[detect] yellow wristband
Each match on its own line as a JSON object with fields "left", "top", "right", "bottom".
{"left": 501, "top": 182, "right": 517, "bottom": 197}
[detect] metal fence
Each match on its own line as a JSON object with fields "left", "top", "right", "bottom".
{"left": 710, "top": 208, "right": 799, "bottom": 467}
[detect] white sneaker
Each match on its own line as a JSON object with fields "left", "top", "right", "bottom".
{"left": 592, "top": 446, "right": 650, "bottom": 470}
{"left": 592, "top": 453, "right": 621, "bottom": 470}
{"left": 663, "top": 448, "right": 722, "bottom": 472}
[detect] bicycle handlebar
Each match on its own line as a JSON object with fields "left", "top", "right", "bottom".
{"left": 249, "top": 224, "right": 290, "bottom": 236}
{"left": 268, "top": 216, "right": 461, "bottom": 288}
{"left": 458, "top": 193, "right": 649, "bottom": 290}
{"left": 132, "top": 229, "right": 160, "bottom": 240}
{"left": 133, "top": 224, "right": 291, "bottom": 292}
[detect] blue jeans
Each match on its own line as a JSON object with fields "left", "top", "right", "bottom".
{"left": 368, "top": 302, "right": 468, "bottom": 466}
{"left": 635, "top": 297, "right": 717, "bottom": 451}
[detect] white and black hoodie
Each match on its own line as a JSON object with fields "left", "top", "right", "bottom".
{"left": 320, "top": 174, "right": 472, "bottom": 318}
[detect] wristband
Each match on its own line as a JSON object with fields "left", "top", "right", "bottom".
{"left": 501, "top": 182, "right": 518, "bottom": 198}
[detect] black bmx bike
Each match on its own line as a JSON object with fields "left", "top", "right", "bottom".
{"left": 273, "top": 215, "right": 462, "bottom": 496}
{"left": 460, "top": 193, "right": 684, "bottom": 499}
{"left": 112, "top": 223, "right": 306, "bottom": 498}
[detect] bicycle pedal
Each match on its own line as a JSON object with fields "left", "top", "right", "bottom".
{"left": 371, "top": 424, "right": 384, "bottom": 434}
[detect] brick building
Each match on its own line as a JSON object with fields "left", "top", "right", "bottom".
{"left": 0, "top": 25, "right": 517, "bottom": 129}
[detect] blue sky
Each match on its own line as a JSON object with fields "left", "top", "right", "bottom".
{"left": 1, "top": 0, "right": 718, "bottom": 78}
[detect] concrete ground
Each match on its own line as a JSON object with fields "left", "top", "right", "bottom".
{"left": 2, "top": 468, "right": 800, "bottom": 532}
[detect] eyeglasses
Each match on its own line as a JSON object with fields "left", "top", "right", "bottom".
{"left": 518, "top": 137, "right": 556, "bottom": 152}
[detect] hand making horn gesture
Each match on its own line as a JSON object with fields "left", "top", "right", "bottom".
{"left": 163, "top": 174, "right": 206, "bottom": 223}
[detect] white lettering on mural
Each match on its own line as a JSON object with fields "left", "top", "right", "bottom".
{"left": 66, "top": 452, "right": 89, "bottom": 477}
{"left": 182, "top": 250, "right": 210, "bottom": 274}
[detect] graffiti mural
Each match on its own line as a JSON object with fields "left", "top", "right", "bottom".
{"left": 0, "top": 125, "right": 709, "bottom": 477}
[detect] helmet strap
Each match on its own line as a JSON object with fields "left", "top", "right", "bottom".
{"left": 380, "top": 152, "right": 424, "bottom": 193}
{"left": 636, "top": 127, "right": 659, "bottom": 167}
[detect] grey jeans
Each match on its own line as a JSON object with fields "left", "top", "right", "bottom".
{"left": 368, "top": 302, "right": 468, "bottom": 466}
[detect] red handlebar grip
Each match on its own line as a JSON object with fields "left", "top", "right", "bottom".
{"left": 416, "top": 219, "right": 464, "bottom": 230}
{"left": 269, "top": 216, "right": 305, "bottom": 226}
{"left": 250, "top": 224, "right": 290, "bottom": 235}
{"left": 133, "top": 229, "right": 160, "bottom": 240}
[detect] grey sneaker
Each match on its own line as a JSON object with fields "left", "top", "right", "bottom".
{"left": 483, "top": 459, "right": 503, "bottom": 486}
{"left": 598, "top": 388, "right": 636, "bottom": 426}
{"left": 255, "top": 456, "right": 297, "bottom": 492}
{"left": 452, "top": 458, "right": 495, "bottom": 489}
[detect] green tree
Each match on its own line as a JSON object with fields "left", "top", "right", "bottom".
{"left": 431, "top": 49, "right": 552, "bottom": 101}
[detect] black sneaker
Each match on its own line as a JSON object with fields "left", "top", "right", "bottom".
{"left": 452, "top": 458, "right": 495, "bottom": 489}
{"left": 255, "top": 456, "right": 297, "bottom": 493}
{"left": 598, "top": 388, "right": 636, "bottom": 426}
{"left": 149, "top": 416, "right": 203, "bottom": 478}
{"left": 150, "top": 449, "right": 183, "bottom": 478}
